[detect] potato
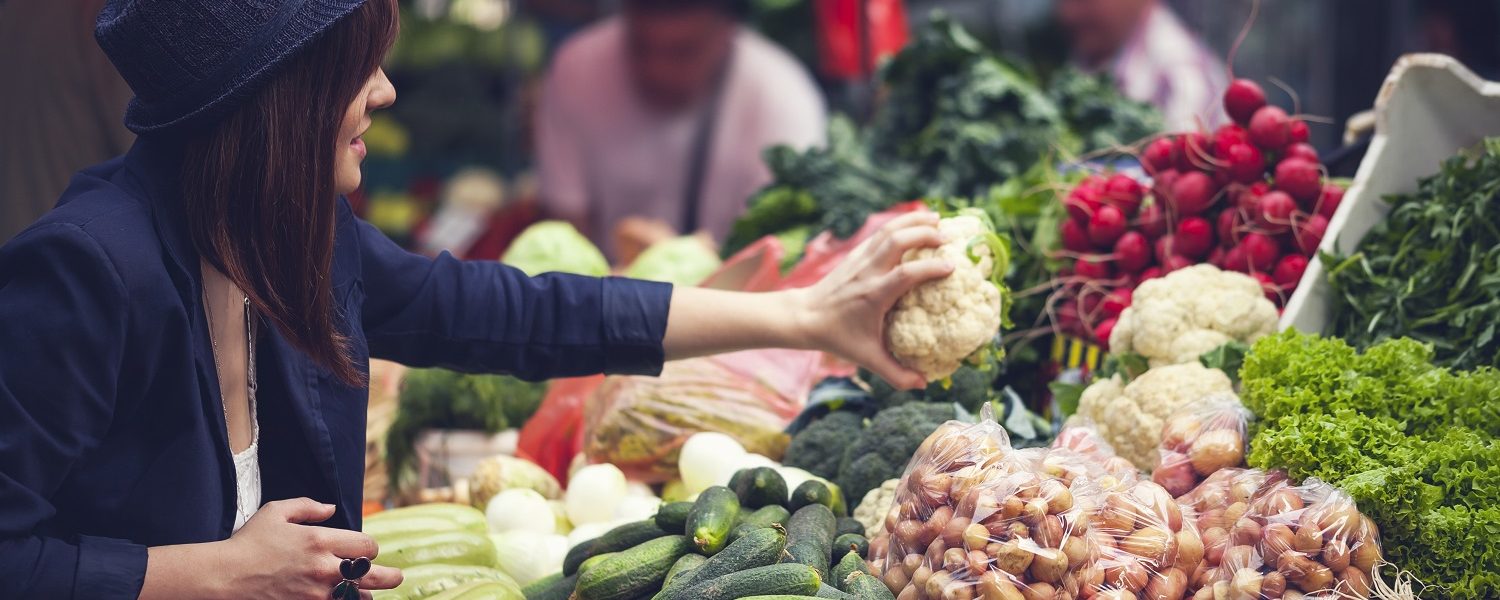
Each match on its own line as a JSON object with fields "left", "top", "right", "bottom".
{"left": 1191, "top": 586, "right": 1214, "bottom": 600}
{"left": 1258, "top": 489, "right": 1303, "bottom": 515}
{"left": 1229, "top": 567, "right": 1263, "bottom": 600}
{"left": 1074, "top": 565, "right": 1104, "bottom": 598}
{"left": 1350, "top": 538, "right": 1381, "bottom": 573}
{"left": 1197, "top": 508, "right": 1228, "bottom": 533}
{"left": 1230, "top": 519, "right": 1262, "bottom": 547}
{"left": 1322, "top": 537, "right": 1351, "bottom": 572}
{"left": 1029, "top": 548, "right": 1069, "bottom": 583}
{"left": 1229, "top": 478, "right": 1260, "bottom": 505}
{"left": 1040, "top": 480, "right": 1074, "bottom": 515}
{"left": 1036, "top": 516, "right": 1065, "bottom": 549}
{"left": 1097, "top": 505, "right": 1136, "bottom": 535}
{"left": 977, "top": 571, "right": 1025, "bottom": 600}
{"left": 967, "top": 550, "right": 989, "bottom": 577}
{"left": 1023, "top": 499, "right": 1049, "bottom": 528}
{"left": 1260, "top": 523, "right": 1295, "bottom": 565}
{"left": 944, "top": 548, "right": 969, "bottom": 572}
{"left": 1202, "top": 527, "right": 1229, "bottom": 565}
{"left": 897, "top": 520, "right": 926, "bottom": 548}
{"left": 1223, "top": 502, "right": 1248, "bottom": 526}
{"left": 905, "top": 553, "right": 925, "bottom": 573}
{"left": 926, "top": 569, "right": 954, "bottom": 600}
{"left": 1175, "top": 528, "right": 1204, "bottom": 572}
{"left": 1316, "top": 504, "right": 1362, "bottom": 540}
{"left": 1062, "top": 536, "right": 1090, "bottom": 567}
{"left": 944, "top": 516, "right": 974, "bottom": 549}
{"left": 1018, "top": 582, "right": 1055, "bottom": 600}
{"left": 1104, "top": 557, "right": 1149, "bottom": 591}
{"left": 991, "top": 539, "right": 1034, "bottom": 576}
{"left": 928, "top": 538, "right": 949, "bottom": 566}
{"left": 912, "top": 565, "right": 933, "bottom": 593}
{"left": 1121, "top": 527, "right": 1173, "bottom": 565}
{"left": 1144, "top": 567, "right": 1188, "bottom": 600}
{"left": 999, "top": 496, "right": 1025, "bottom": 521}
{"left": 884, "top": 562, "right": 912, "bottom": 591}
{"left": 1261, "top": 571, "right": 1287, "bottom": 599}
{"left": 972, "top": 494, "right": 1001, "bottom": 523}
{"left": 1277, "top": 553, "right": 1332, "bottom": 592}
{"left": 946, "top": 581, "right": 976, "bottom": 600}
{"left": 1221, "top": 545, "right": 1255, "bottom": 572}
{"left": 896, "top": 584, "right": 918, "bottom": 600}
{"left": 1161, "top": 414, "right": 1202, "bottom": 451}
{"left": 1337, "top": 566, "right": 1373, "bottom": 599}
{"left": 1188, "top": 430, "right": 1244, "bottom": 476}
{"left": 1130, "top": 482, "right": 1183, "bottom": 532}
{"left": 964, "top": 523, "right": 993, "bottom": 551}
{"left": 1291, "top": 526, "right": 1322, "bottom": 555}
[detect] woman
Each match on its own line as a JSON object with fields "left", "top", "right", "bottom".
{"left": 0, "top": 0, "right": 952, "bottom": 598}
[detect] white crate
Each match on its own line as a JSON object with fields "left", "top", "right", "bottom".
{"left": 1280, "top": 54, "right": 1500, "bottom": 332}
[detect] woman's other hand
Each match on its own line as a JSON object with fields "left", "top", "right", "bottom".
{"left": 791, "top": 211, "right": 951, "bottom": 390}
{"left": 221, "top": 498, "right": 402, "bottom": 599}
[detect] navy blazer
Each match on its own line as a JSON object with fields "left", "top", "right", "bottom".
{"left": 0, "top": 137, "right": 672, "bottom": 599}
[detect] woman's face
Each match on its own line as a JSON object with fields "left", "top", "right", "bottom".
{"left": 334, "top": 68, "right": 397, "bottom": 195}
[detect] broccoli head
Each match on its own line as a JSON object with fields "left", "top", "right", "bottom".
{"left": 862, "top": 363, "right": 998, "bottom": 413}
{"left": 836, "top": 402, "right": 958, "bottom": 502}
{"left": 782, "top": 410, "right": 866, "bottom": 479}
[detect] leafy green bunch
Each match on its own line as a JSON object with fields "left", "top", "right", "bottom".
{"left": 386, "top": 369, "right": 547, "bottom": 491}
{"left": 1241, "top": 330, "right": 1500, "bottom": 597}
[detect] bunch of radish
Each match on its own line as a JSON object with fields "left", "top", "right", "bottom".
{"left": 1053, "top": 78, "right": 1342, "bottom": 348}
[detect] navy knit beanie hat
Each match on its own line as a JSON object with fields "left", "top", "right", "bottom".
{"left": 96, "top": 0, "right": 370, "bottom": 134}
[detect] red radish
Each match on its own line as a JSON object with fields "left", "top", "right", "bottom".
{"left": 1207, "top": 246, "right": 1227, "bottom": 267}
{"left": 1252, "top": 272, "right": 1281, "bottom": 303}
{"left": 1077, "top": 290, "right": 1103, "bottom": 319}
{"left": 1248, "top": 105, "right": 1293, "bottom": 151}
{"left": 1169, "top": 171, "right": 1218, "bottom": 216}
{"left": 1151, "top": 170, "right": 1180, "bottom": 207}
{"left": 1175, "top": 132, "right": 1212, "bottom": 171}
{"left": 1079, "top": 174, "right": 1106, "bottom": 191}
{"left": 1212, "top": 124, "right": 1250, "bottom": 158}
{"left": 1094, "top": 318, "right": 1118, "bottom": 349}
{"left": 1237, "top": 181, "right": 1271, "bottom": 213}
{"left": 1161, "top": 255, "right": 1193, "bottom": 273}
{"left": 1274, "top": 158, "right": 1323, "bottom": 205}
{"left": 1138, "top": 202, "right": 1169, "bottom": 239}
{"left": 1242, "top": 232, "right": 1282, "bottom": 272}
{"left": 1143, "top": 138, "right": 1177, "bottom": 173}
{"left": 1316, "top": 184, "right": 1344, "bottom": 219}
{"left": 1075, "top": 256, "right": 1114, "bottom": 280}
{"left": 1061, "top": 218, "right": 1092, "bottom": 253}
{"left": 1283, "top": 142, "right": 1319, "bottom": 163}
{"left": 1154, "top": 235, "right": 1176, "bottom": 265}
{"left": 1088, "top": 205, "right": 1128, "bottom": 247}
{"left": 1103, "top": 174, "right": 1145, "bottom": 216}
{"left": 1213, "top": 166, "right": 1233, "bottom": 188}
{"left": 1065, "top": 185, "right": 1104, "bottom": 222}
{"left": 1175, "top": 216, "right": 1215, "bottom": 259}
{"left": 1257, "top": 191, "right": 1298, "bottom": 234}
{"left": 1222, "top": 143, "right": 1266, "bottom": 184}
{"left": 1057, "top": 302, "right": 1083, "bottom": 337}
{"left": 1223, "top": 246, "right": 1249, "bottom": 273}
{"left": 1101, "top": 288, "right": 1132, "bottom": 319}
{"left": 1295, "top": 214, "right": 1329, "bottom": 255}
{"left": 1113, "top": 231, "right": 1151, "bottom": 274}
{"left": 1216, "top": 208, "right": 1240, "bottom": 246}
{"left": 1273, "top": 255, "right": 1309, "bottom": 288}
{"left": 1289, "top": 119, "right": 1310, "bottom": 144}
{"left": 1140, "top": 267, "right": 1164, "bottom": 281}
{"left": 1224, "top": 79, "right": 1268, "bottom": 125}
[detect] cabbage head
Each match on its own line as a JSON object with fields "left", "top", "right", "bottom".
{"left": 501, "top": 221, "right": 609, "bottom": 276}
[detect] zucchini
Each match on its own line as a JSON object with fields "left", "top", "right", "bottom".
{"left": 815, "top": 583, "right": 853, "bottom": 599}
{"left": 834, "top": 518, "right": 865, "bottom": 539}
{"left": 829, "top": 552, "right": 868, "bottom": 592}
{"left": 654, "top": 502, "right": 693, "bottom": 533}
{"left": 659, "top": 525, "right": 787, "bottom": 600}
{"left": 372, "top": 564, "right": 511, "bottom": 600}
{"left": 364, "top": 514, "right": 472, "bottom": 542}
{"left": 426, "top": 580, "right": 524, "bottom": 600}
{"left": 830, "top": 534, "right": 868, "bottom": 563}
{"left": 842, "top": 572, "right": 895, "bottom": 600}
{"left": 521, "top": 572, "right": 576, "bottom": 600}
{"left": 366, "top": 503, "right": 488, "bottom": 534}
{"left": 729, "top": 505, "right": 792, "bottom": 543}
{"left": 686, "top": 486, "right": 740, "bottom": 555}
{"left": 566, "top": 520, "right": 669, "bottom": 573}
{"left": 729, "top": 467, "right": 789, "bottom": 508}
{"left": 677, "top": 564, "right": 821, "bottom": 600}
{"left": 783, "top": 505, "right": 836, "bottom": 579}
{"left": 375, "top": 530, "right": 498, "bottom": 570}
{"left": 575, "top": 535, "right": 693, "bottom": 600}
{"left": 789, "top": 481, "right": 844, "bottom": 517}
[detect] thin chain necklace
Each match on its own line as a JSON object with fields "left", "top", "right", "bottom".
{"left": 202, "top": 281, "right": 256, "bottom": 449}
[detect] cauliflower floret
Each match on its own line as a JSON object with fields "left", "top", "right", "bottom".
{"left": 852, "top": 478, "right": 900, "bottom": 539}
{"left": 1110, "top": 264, "right": 1278, "bottom": 367}
{"left": 1071, "top": 362, "right": 1235, "bottom": 471}
{"left": 885, "top": 214, "right": 1004, "bottom": 381}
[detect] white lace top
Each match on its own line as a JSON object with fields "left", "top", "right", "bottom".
{"left": 231, "top": 395, "right": 261, "bottom": 533}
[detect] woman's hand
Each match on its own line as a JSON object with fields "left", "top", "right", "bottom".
{"left": 220, "top": 498, "right": 402, "bottom": 599}
{"left": 789, "top": 212, "right": 951, "bottom": 390}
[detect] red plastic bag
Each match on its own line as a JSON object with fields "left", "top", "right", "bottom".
{"left": 815, "top": 0, "right": 911, "bottom": 80}
{"left": 702, "top": 235, "right": 788, "bottom": 292}
{"left": 781, "top": 201, "right": 927, "bottom": 290}
{"left": 517, "top": 375, "right": 603, "bottom": 483}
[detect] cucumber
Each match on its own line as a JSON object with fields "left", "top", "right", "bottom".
{"left": 830, "top": 534, "right": 868, "bottom": 563}
{"left": 729, "top": 505, "right": 792, "bottom": 543}
{"left": 575, "top": 535, "right": 693, "bottom": 600}
{"left": 366, "top": 503, "right": 488, "bottom": 534}
{"left": 834, "top": 518, "right": 865, "bottom": 539}
{"left": 521, "top": 572, "right": 576, "bottom": 600}
{"left": 577, "top": 551, "right": 619, "bottom": 578}
{"left": 842, "top": 572, "right": 895, "bottom": 600}
{"left": 829, "top": 552, "right": 868, "bottom": 592}
{"left": 677, "top": 564, "right": 821, "bottom": 600}
{"left": 562, "top": 538, "right": 600, "bottom": 576}
{"left": 375, "top": 530, "right": 498, "bottom": 570}
{"left": 364, "top": 514, "right": 472, "bottom": 542}
{"left": 426, "top": 580, "right": 524, "bottom": 600}
{"left": 565, "top": 519, "right": 670, "bottom": 574}
{"left": 782, "top": 505, "right": 836, "bottom": 579}
{"left": 816, "top": 583, "right": 853, "bottom": 599}
{"left": 659, "top": 525, "right": 787, "bottom": 600}
{"left": 729, "top": 467, "right": 789, "bottom": 508}
{"left": 686, "top": 486, "right": 740, "bottom": 555}
{"left": 654, "top": 502, "right": 693, "bottom": 533}
{"left": 372, "top": 564, "right": 512, "bottom": 600}
{"left": 663, "top": 553, "right": 708, "bottom": 587}
{"left": 789, "top": 481, "right": 844, "bottom": 517}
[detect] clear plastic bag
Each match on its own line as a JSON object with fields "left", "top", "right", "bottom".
{"left": 1152, "top": 396, "right": 1253, "bottom": 497}
{"left": 868, "top": 412, "right": 1107, "bottom": 600}
{"left": 1080, "top": 479, "right": 1205, "bottom": 599}
{"left": 1052, "top": 421, "right": 1141, "bottom": 482}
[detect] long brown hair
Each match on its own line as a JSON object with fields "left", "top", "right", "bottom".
{"left": 182, "top": 0, "right": 398, "bottom": 386}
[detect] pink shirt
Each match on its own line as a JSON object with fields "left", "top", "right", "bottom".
{"left": 1111, "top": 4, "right": 1229, "bottom": 132}
{"left": 537, "top": 18, "right": 827, "bottom": 254}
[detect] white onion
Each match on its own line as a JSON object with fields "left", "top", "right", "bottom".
{"left": 565, "top": 464, "right": 628, "bottom": 525}
{"left": 486, "top": 488, "right": 556, "bottom": 535}
{"left": 679, "top": 432, "right": 745, "bottom": 494}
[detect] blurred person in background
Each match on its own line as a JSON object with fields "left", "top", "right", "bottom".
{"left": 1056, "top": 0, "right": 1227, "bottom": 131}
{"left": 1419, "top": 0, "right": 1500, "bottom": 80}
{"left": 0, "top": 0, "right": 134, "bottom": 243}
{"left": 537, "top": 0, "right": 826, "bottom": 261}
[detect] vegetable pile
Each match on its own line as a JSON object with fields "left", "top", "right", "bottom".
{"left": 1053, "top": 78, "right": 1341, "bottom": 348}
{"left": 783, "top": 402, "right": 961, "bottom": 507}
{"left": 1241, "top": 330, "right": 1500, "bottom": 598}
{"left": 387, "top": 369, "right": 546, "bottom": 493}
{"left": 1324, "top": 137, "right": 1500, "bottom": 370}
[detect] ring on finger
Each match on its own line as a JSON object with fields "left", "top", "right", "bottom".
{"left": 332, "top": 557, "right": 371, "bottom": 600}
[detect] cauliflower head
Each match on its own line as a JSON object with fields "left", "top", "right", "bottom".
{"left": 1072, "top": 362, "right": 1235, "bottom": 471}
{"left": 1109, "top": 264, "right": 1278, "bottom": 367}
{"left": 885, "top": 212, "right": 1008, "bottom": 381}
